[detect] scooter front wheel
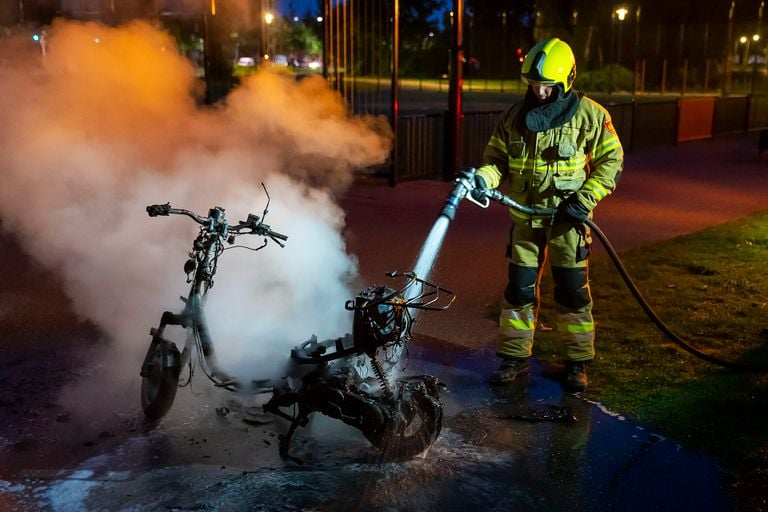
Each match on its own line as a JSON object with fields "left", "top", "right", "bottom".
{"left": 140, "top": 338, "right": 181, "bottom": 420}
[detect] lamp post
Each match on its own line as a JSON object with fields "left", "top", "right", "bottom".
{"left": 609, "top": 6, "right": 628, "bottom": 94}
{"left": 318, "top": 13, "right": 326, "bottom": 80}
{"left": 741, "top": 35, "right": 750, "bottom": 66}
{"left": 721, "top": 0, "right": 736, "bottom": 96}
{"left": 445, "top": 0, "right": 463, "bottom": 181}
{"left": 732, "top": 35, "right": 748, "bottom": 92}
{"left": 750, "top": 33, "right": 761, "bottom": 94}
{"left": 615, "top": 6, "right": 628, "bottom": 67}
{"left": 736, "top": 35, "right": 747, "bottom": 65}
{"left": 264, "top": 11, "right": 274, "bottom": 62}
{"left": 632, "top": 5, "right": 642, "bottom": 93}
{"left": 391, "top": 0, "right": 400, "bottom": 185}
{"left": 202, "top": 0, "right": 212, "bottom": 101}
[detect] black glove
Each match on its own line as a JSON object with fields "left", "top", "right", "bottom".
{"left": 457, "top": 170, "right": 489, "bottom": 201}
{"left": 471, "top": 175, "right": 489, "bottom": 201}
{"left": 555, "top": 195, "right": 590, "bottom": 225}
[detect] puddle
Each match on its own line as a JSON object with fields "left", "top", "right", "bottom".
{"left": 403, "top": 335, "right": 731, "bottom": 511}
{"left": 1, "top": 336, "right": 732, "bottom": 511}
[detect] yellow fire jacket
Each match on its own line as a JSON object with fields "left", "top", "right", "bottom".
{"left": 476, "top": 95, "right": 624, "bottom": 228}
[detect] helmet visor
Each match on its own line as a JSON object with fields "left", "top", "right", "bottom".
{"left": 521, "top": 75, "right": 557, "bottom": 88}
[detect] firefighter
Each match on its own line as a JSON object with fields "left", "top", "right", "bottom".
{"left": 471, "top": 37, "right": 624, "bottom": 391}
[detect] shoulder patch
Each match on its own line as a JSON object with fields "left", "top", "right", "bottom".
{"left": 604, "top": 119, "right": 617, "bottom": 135}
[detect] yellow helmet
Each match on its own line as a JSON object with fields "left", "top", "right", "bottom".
{"left": 521, "top": 38, "right": 576, "bottom": 92}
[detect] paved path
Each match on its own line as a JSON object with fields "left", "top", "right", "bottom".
{"left": 341, "top": 133, "right": 768, "bottom": 347}
{"left": 1, "top": 133, "right": 763, "bottom": 511}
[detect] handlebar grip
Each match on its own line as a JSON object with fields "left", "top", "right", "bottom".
{"left": 147, "top": 203, "right": 171, "bottom": 217}
{"left": 269, "top": 230, "right": 288, "bottom": 242}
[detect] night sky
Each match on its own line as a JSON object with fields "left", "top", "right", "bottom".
{"left": 277, "top": 0, "right": 319, "bottom": 17}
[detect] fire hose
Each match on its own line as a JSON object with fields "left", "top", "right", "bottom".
{"left": 442, "top": 168, "right": 768, "bottom": 372}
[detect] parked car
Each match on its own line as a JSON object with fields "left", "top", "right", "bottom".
{"left": 236, "top": 57, "right": 256, "bottom": 67}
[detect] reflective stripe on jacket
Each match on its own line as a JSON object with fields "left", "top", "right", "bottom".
{"left": 476, "top": 95, "right": 624, "bottom": 228}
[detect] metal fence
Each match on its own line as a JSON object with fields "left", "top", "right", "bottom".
{"left": 713, "top": 97, "right": 750, "bottom": 135}
{"left": 604, "top": 101, "right": 635, "bottom": 150}
{"left": 750, "top": 95, "right": 768, "bottom": 129}
{"left": 396, "top": 111, "right": 503, "bottom": 181}
{"left": 394, "top": 95, "right": 768, "bottom": 182}
{"left": 460, "top": 111, "right": 501, "bottom": 169}
{"left": 397, "top": 114, "right": 445, "bottom": 179}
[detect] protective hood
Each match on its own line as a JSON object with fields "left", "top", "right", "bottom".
{"left": 523, "top": 85, "right": 581, "bottom": 133}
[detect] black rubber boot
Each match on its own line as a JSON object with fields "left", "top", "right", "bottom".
{"left": 490, "top": 357, "right": 530, "bottom": 386}
{"left": 565, "top": 361, "right": 589, "bottom": 392}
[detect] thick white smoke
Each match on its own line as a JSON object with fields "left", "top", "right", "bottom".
{"left": 0, "top": 20, "right": 391, "bottom": 412}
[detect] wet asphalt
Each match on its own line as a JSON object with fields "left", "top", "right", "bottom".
{"left": 1, "top": 132, "right": 766, "bottom": 511}
{"left": 342, "top": 132, "right": 768, "bottom": 348}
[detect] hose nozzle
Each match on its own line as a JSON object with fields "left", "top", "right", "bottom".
{"left": 440, "top": 168, "right": 489, "bottom": 221}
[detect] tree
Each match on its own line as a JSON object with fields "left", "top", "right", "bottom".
{"left": 464, "top": 0, "right": 536, "bottom": 79}
{"left": 398, "top": 0, "right": 446, "bottom": 76}
{"left": 282, "top": 17, "right": 322, "bottom": 58}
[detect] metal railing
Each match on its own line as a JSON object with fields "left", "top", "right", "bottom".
{"left": 392, "top": 95, "right": 768, "bottom": 184}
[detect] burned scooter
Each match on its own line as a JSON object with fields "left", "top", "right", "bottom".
{"left": 265, "top": 271, "right": 454, "bottom": 459}
{"left": 139, "top": 187, "right": 454, "bottom": 459}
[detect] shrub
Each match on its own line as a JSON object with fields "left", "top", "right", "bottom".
{"left": 576, "top": 65, "right": 633, "bottom": 93}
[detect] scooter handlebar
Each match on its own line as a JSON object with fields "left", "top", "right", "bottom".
{"left": 146, "top": 204, "right": 288, "bottom": 245}
{"left": 147, "top": 203, "right": 171, "bottom": 217}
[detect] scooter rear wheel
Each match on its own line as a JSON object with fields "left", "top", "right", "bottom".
{"left": 141, "top": 339, "right": 180, "bottom": 420}
{"left": 368, "top": 377, "right": 444, "bottom": 459}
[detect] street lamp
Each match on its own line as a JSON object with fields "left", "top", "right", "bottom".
{"left": 738, "top": 34, "right": 760, "bottom": 65}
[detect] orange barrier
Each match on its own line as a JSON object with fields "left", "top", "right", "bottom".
{"left": 677, "top": 97, "right": 715, "bottom": 142}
